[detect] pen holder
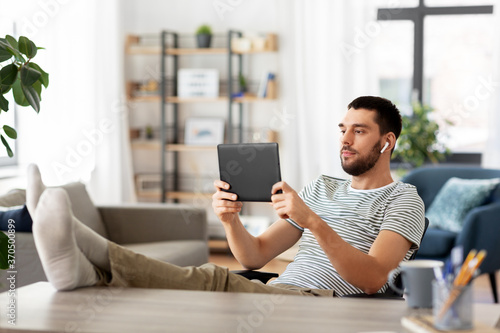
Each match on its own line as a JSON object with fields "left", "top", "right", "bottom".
{"left": 432, "top": 280, "right": 473, "bottom": 330}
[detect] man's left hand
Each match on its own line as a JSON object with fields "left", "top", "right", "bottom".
{"left": 271, "top": 181, "right": 317, "bottom": 229}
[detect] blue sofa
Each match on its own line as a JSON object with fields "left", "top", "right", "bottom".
{"left": 402, "top": 166, "right": 500, "bottom": 303}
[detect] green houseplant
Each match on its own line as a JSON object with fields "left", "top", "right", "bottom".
{"left": 393, "top": 102, "right": 451, "bottom": 168}
{"left": 195, "top": 24, "right": 212, "bottom": 48}
{"left": 0, "top": 35, "right": 48, "bottom": 270}
{"left": 238, "top": 73, "right": 247, "bottom": 93}
{"left": 0, "top": 35, "right": 49, "bottom": 157}
{"left": 145, "top": 125, "right": 154, "bottom": 139}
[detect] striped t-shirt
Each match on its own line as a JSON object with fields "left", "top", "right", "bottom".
{"left": 270, "top": 175, "right": 425, "bottom": 296}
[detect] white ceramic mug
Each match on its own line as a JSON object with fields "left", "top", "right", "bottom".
{"left": 388, "top": 260, "right": 444, "bottom": 308}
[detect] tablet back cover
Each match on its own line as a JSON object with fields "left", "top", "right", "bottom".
{"left": 217, "top": 143, "right": 281, "bottom": 202}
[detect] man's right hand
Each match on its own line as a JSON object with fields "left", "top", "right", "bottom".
{"left": 212, "top": 180, "right": 302, "bottom": 270}
{"left": 212, "top": 180, "right": 243, "bottom": 224}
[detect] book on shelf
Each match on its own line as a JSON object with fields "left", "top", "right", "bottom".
{"left": 257, "top": 71, "right": 276, "bottom": 98}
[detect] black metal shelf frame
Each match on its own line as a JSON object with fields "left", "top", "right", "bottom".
{"left": 227, "top": 30, "right": 243, "bottom": 144}
{"left": 159, "top": 30, "right": 245, "bottom": 202}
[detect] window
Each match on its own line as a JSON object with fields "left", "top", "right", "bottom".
{"left": 373, "top": 0, "right": 495, "bottom": 154}
{"left": 373, "top": 20, "right": 414, "bottom": 116}
{"left": 424, "top": 15, "right": 495, "bottom": 153}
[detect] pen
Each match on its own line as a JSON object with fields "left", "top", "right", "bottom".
{"left": 444, "top": 259, "right": 454, "bottom": 283}
{"left": 451, "top": 245, "right": 463, "bottom": 276}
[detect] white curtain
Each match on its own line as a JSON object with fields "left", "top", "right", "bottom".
{"left": 483, "top": 9, "right": 500, "bottom": 170}
{"left": 10, "top": 0, "right": 135, "bottom": 203}
{"left": 86, "top": 0, "right": 136, "bottom": 204}
{"left": 277, "top": 0, "right": 379, "bottom": 189}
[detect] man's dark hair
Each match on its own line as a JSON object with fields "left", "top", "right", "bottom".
{"left": 347, "top": 96, "right": 402, "bottom": 139}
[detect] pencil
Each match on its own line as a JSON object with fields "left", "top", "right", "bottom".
{"left": 437, "top": 250, "right": 487, "bottom": 319}
{"left": 460, "top": 250, "right": 487, "bottom": 285}
{"left": 453, "top": 249, "right": 476, "bottom": 287}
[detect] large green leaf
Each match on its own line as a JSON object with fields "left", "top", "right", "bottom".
{"left": 5, "top": 35, "right": 18, "bottom": 49}
{"left": 13, "top": 52, "right": 26, "bottom": 63}
{"left": 0, "top": 63, "right": 18, "bottom": 86}
{"left": 20, "top": 64, "right": 41, "bottom": 86}
{"left": 28, "top": 62, "right": 49, "bottom": 88}
{"left": 0, "top": 39, "right": 24, "bottom": 63}
{"left": 0, "top": 84, "right": 12, "bottom": 94}
{"left": 0, "top": 38, "right": 9, "bottom": 49}
{"left": 0, "top": 63, "right": 17, "bottom": 96}
{"left": 0, "top": 47, "right": 12, "bottom": 62}
{"left": 0, "top": 232, "right": 8, "bottom": 270}
{"left": 0, "top": 38, "right": 12, "bottom": 62}
{"left": 3, "top": 125, "right": 17, "bottom": 139}
{"left": 0, "top": 94, "right": 8, "bottom": 111}
{"left": 33, "top": 80, "right": 42, "bottom": 97}
{"left": 1, "top": 135, "right": 13, "bottom": 158}
{"left": 18, "top": 36, "right": 37, "bottom": 58}
{"left": 21, "top": 83, "right": 40, "bottom": 112}
{"left": 12, "top": 79, "right": 30, "bottom": 107}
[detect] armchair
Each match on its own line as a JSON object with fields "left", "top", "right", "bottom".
{"left": 401, "top": 166, "right": 500, "bottom": 303}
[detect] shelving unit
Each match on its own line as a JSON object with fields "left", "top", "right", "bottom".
{"left": 125, "top": 31, "right": 278, "bottom": 203}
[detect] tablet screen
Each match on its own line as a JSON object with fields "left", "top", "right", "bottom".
{"left": 217, "top": 143, "right": 281, "bottom": 202}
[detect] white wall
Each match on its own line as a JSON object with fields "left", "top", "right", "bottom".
{"left": 122, "top": 0, "right": 279, "bottom": 34}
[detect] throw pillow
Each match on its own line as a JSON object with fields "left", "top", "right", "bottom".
{"left": 426, "top": 177, "right": 500, "bottom": 232}
{"left": 0, "top": 205, "right": 33, "bottom": 232}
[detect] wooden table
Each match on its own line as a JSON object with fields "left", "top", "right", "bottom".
{"left": 0, "top": 282, "right": 498, "bottom": 332}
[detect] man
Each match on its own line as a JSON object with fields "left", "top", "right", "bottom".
{"left": 213, "top": 96, "right": 424, "bottom": 296}
{"left": 29, "top": 96, "right": 424, "bottom": 296}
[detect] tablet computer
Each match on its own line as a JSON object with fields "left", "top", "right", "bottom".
{"left": 217, "top": 142, "right": 281, "bottom": 202}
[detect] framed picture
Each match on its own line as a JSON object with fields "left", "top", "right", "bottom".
{"left": 184, "top": 117, "right": 225, "bottom": 145}
{"left": 178, "top": 69, "right": 219, "bottom": 98}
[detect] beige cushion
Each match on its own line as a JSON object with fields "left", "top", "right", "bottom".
{"left": 61, "top": 182, "right": 108, "bottom": 238}
{"left": 0, "top": 183, "right": 108, "bottom": 238}
{"left": 0, "top": 189, "right": 26, "bottom": 207}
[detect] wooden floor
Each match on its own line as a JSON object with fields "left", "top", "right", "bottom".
{"left": 209, "top": 253, "right": 499, "bottom": 304}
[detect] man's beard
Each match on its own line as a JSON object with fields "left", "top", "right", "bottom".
{"left": 340, "top": 142, "right": 381, "bottom": 176}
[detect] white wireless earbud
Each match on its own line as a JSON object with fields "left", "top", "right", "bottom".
{"left": 380, "top": 142, "right": 389, "bottom": 154}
